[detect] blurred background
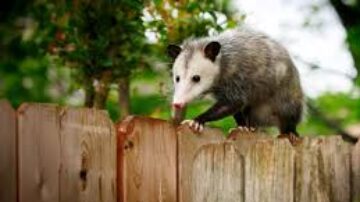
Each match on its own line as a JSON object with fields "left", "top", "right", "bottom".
{"left": 1, "top": 0, "right": 359, "bottom": 137}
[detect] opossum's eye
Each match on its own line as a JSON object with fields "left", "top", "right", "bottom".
{"left": 175, "top": 75, "right": 180, "bottom": 83}
{"left": 192, "top": 75, "right": 201, "bottom": 83}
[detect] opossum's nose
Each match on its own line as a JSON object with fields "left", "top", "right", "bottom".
{"left": 172, "top": 103, "right": 185, "bottom": 109}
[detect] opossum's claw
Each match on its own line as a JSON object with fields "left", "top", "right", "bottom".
{"left": 181, "top": 119, "right": 192, "bottom": 125}
{"left": 277, "top": 133, "right": 302, "bottom": 146}
{"left": 195, "top": 122, "right": 204, "bottom": 133}
{"left": 181, "top": 119, "right": 204, "bottom": 133}
{"left": 227, "top": 126, "right": 256, "bottom": 140}
{"left": 227, "top": 126, "right": 257, "bottom": 140}
{"left": 229, "top": 126, "right": 256, "bottom": 133}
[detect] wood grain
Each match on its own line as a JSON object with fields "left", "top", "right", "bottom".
{"left": 352, "top": 140, "right": 360, "bottom": 202}
{"left": 119, "top": 116, "right": 177, "bottom": 202}
{"left": 295, "top": 137, "right": 352, "bottom": 202}
{"left": 295, "top": 138, "right": 330, "bottom": 202}
{"left": 18, "top": 104, "right": 116, "bottom": 202}
{"left": 191, "top": 142, "right": 244, "bottom": 202}
{"left": 177, "top": 125, "right": 224, "bottom": 202}
{"left": 241, "top": 137, "right": 295, "bottom": 202}
{"left": 0, "top": 100, "right": 17, "bottom": 202}
{"left": 59, "top": 108, "right": 116, "bottom": 202}
{"left": 18, "top": 104, "right": 61, "bottom": 202}
{"left": 318, "top": 137, "right": 351, "bottom": 202}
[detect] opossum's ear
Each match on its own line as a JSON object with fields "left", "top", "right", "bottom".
{"left": 204, "top": 41, "right": 221, "bottom": 62}
{"left": 167, "top": 44, "right": 182, "bottom": 60}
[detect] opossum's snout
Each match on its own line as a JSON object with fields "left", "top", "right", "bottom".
{"left": 172, "top": 103, "right": 185, "bottom": 109}
{"left": 172, "top": 91, "right": 188, "bottom": 109}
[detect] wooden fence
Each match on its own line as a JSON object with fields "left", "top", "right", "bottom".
{"left": 1, "top": 101, "right": 360, "bottom": 202}
{"left": 0, "top": 101, "right": 116, "bottom": 202}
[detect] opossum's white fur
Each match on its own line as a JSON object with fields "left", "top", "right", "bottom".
{"left": 173, "top": 51, "right": 220, "bottom": 104}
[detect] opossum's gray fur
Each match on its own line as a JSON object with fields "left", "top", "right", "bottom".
{"left": 182, "top": 28, "right": 304, "bottom": 127}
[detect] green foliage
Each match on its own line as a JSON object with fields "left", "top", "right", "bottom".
{"left": 0, "top": 1, "right": 60, "bottom": 107}
{"left": 146, "top": 0, "right": 237, "bottom": 44}
{"left": 316, "top": 93, "right": 360, "bottom": 124}
{"left": 299, "top": 93, "right": 360, "bottom": 136}
{"left": 42, "top": 0, "right": 146, "bottom": 79}
{"left": 348, "top": 25, "right": 360, "bottom": 86}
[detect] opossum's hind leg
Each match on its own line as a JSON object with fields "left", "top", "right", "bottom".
{"left": 278, "top": 102, "right": 303, "bottom": 145}
{"left": 228, "top": 108, "right": 256, "bottom": 140}
{"left": 234, "top": 107, "right": 257, "bottom": 129}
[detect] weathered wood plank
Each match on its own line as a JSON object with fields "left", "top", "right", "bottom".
{"left": 59, "top": 108, "right": 116, "bottom": 202}
{"left": 0, "top": 100, "right": 17, "bottom": 202}
{"left": 18, "top": 104, "right": 61, "bottom": 202}
{"left": 118, "top": 116, "right": 176, "bottom": 202}
{"left": 319, "top": 137, "right": 351, "bottom": 202}
{"left": 352, "top": 140, "right": 360, "bottom": 202}
{"left": 234, "top": 133, "right": 295, "bottom": 202}
{"left": 177, "top": 125, "right": 225, "bottom": 202}
{"left": 18, "top": 104, "right": 116, "bottom": 202}
{"left": 191, "top": 142, "right": 244, "bottom": 202}
{"left": 295, "top": 138, "right": 331, "bottom": 202}
{"left": 295, "top": 137, "right": 352, "bottom": 202}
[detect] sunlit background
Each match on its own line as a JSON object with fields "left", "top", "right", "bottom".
{"left": 1, "top": 0, "right": 359, "bottom": 137}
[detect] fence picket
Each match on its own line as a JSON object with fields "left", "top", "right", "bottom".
{"left": 118, "top": 116, "right": 177, "bottom": 202}
{"left": 0, "top": 100, "right": 17, "bottom": 202}
{"left": 18, "top": 104, "right": 61, "bottom": 202}
{"left": 352, "top": 141, "right": 360, "bottom": 202}
{"left": 59, "top": 108, "right": 116, "bottom": 202}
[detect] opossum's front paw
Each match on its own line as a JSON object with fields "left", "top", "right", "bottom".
{"left": 277, "top": 133, "right": 302, "bottom": 146}
{"left": 181, "top": 119, "right": 204, "bottom": 133}
{"left": 227, "top": 126, "right": 256, "bottom": 140}
{"left": 229, "top": 126, "right": 256, "bottom": 134}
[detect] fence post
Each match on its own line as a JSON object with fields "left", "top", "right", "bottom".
{"left": 0, "top": 100, "right": 17, "bottom": 202}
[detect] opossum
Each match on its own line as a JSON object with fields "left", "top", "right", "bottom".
{"left": 167, "top": 28, "right": 304, "bottom": 140}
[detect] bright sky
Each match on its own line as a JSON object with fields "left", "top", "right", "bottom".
{"left": 236, "top": 0, "right": 357, "bottom": 97}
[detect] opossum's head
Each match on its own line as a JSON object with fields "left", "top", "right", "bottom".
{"left": 167, "top": 41, "right": 221, "bottom": 109}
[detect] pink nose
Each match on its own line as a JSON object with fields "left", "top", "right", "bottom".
{"left": 172, "top": 103, "right": 184, "bottom": 109}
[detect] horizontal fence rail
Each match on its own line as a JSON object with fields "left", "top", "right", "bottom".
{"left": 0, "top": 100, "right": 359, "bottom": 202}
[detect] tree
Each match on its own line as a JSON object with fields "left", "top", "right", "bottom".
{"left": 43, "top": 0, "right": 146, "bottom": 118}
